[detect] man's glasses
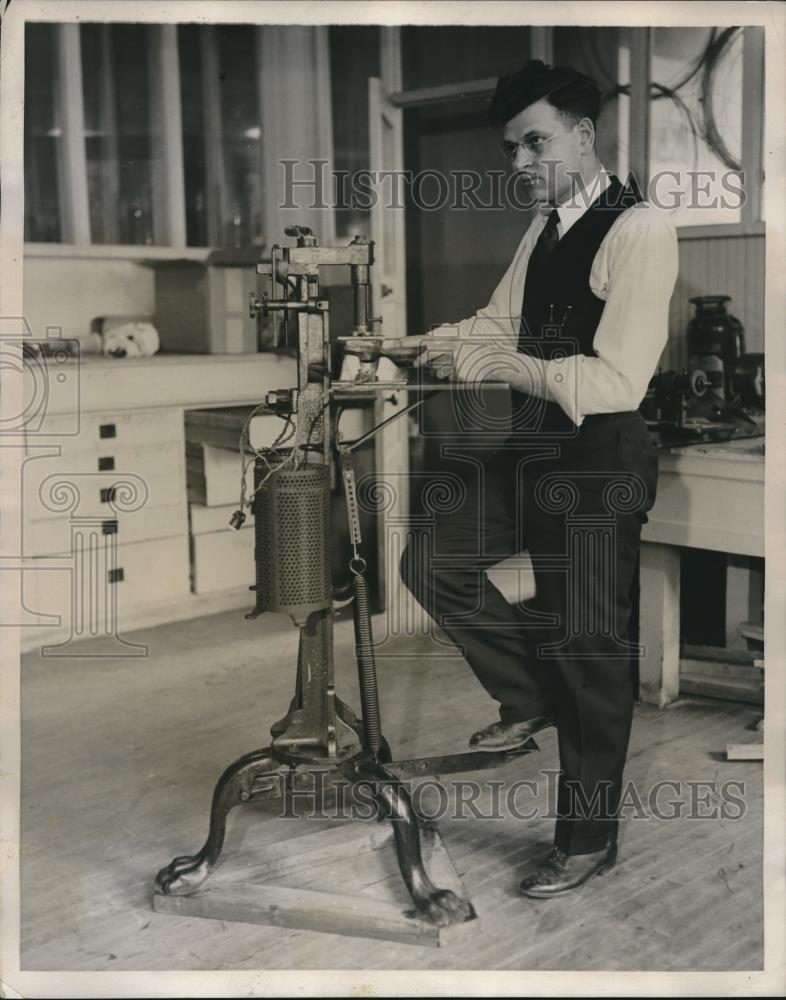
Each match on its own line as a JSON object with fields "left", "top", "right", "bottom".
{"left": 500, "top": 130, "right": 571, "bottom": 162}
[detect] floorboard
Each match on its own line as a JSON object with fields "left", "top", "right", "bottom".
{"left": 19, "top": 608, "right": 764, "bottom": 971}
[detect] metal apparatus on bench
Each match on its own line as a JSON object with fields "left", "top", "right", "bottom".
{"left": 153, "top": 226, "right": 538, "bottom": 929}
{"left": 642, "top": 366, "right": 761, "bottom": 445}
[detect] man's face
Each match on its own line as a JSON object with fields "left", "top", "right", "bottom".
{"left": 502, "top": 98, "right": 584, "bottom": 205}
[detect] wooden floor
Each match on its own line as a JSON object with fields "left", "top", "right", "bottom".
{"left": 20, "top": 608, "right": 764, "bottom": 971}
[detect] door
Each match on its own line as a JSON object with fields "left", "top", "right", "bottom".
{"left": 367, "top": 76, "right": 415, "bottom": 630}
{"left": 368, "top": 76, "right": 406, "bottom": 339}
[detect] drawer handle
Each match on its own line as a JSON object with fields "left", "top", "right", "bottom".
{"left": 100, "top": 486, "right": 117, "bottom": 504}
{"left": 108, "top": 568, "right": 124, "bottom": 584}
{"left": 100, "top": 423, "right": 117, "bottom": 439}
{"left": 102, "top": 520, "right": 118, "bottom": 535}
{"left": 98, "top": 456, "right": 115, "bottom": 471}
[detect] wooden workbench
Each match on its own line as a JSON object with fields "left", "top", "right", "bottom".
{"left": 637, "top": 435, "right": 765, "bottom": 706}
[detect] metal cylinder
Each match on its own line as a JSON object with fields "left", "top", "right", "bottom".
{"left": 351, "top": 264, "right": 369, "bottom": 331}
{"left": 253, "top": 462, "right": 331, "bottom": 622}
{"left": 731, "top": 352, "right": 765, "bottom": 410}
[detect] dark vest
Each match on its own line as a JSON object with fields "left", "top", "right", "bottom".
{"left": 511, "top": 175, "right": 642, "bottom": 436}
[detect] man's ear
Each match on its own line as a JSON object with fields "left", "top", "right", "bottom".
{"left": 578, "top": 116, "right": 596, "bottom": 153}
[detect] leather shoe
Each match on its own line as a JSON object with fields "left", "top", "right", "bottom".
{"left": 519, "top": 844, "right": 616, "bottom": 898}
{"left": 469, "top": 714, "right": 555, "bottom": 751}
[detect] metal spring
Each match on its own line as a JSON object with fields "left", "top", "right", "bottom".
{"left": 352, "top": 572, "right": 382, "bottom": 755}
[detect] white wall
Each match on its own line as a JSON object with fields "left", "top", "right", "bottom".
{"left": 23, "top": 255, "right": 155, "bottom": 345}
{"left": 667, "top": 234, "right": 765, "bottom": 368}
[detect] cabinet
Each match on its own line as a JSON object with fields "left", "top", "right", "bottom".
{"left": 17, "top": 352, "right": 297, "bottom": 652}
{"left": 186, "top": 445, "right": 256, "bottom": 596}
{"left": 190, "top": 514, "right": 255, "bottom": 595}
{"left": 638, "top": 437, "right": 765, "bottom": 706}
{"left": 22, "top": 403, "right": 191, "bottom": 647}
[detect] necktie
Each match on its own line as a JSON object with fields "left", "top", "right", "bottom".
{"left": 532, "top": 208, "right": 561, "bottom": 264}
{"left": 519, "top": 208, "right": 561, "bottom": 348}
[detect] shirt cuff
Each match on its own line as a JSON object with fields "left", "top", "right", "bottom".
{"left": 546, "top": 354, "right": 584, "bottom": 427}
{"left": 453, "top": 341, "right": 474, "bottom": 382}
{"left": 454, "top": 344, "right": 586, "bottom": 429}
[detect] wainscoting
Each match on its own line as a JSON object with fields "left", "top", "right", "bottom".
{"left": 666, "top": 232, "right": 765, "bottom": 369}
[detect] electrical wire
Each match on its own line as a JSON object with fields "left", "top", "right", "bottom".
{"left": 582, "top": 25, "right": 743, "bottom": 174}
{"left": 232, "top": 374, "right": 333, "bottom": 529}
{"left": 700, "top": 27, "right": 743, "bottom": 171}
{"left": 656, "top": 27, "right": 717, "bottom": 94}
{"left": 236, "top": 404, "right": 298, "bottom": 520}
{"left": 650, "top": 81, "right": 701, "bottom": 175}
{"left": 304, "top": 392, "right": 332, "bottom": 458}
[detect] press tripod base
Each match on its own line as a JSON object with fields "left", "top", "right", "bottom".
{"left": 153, "top": 809, "right": 469, "bottom": 948}
{"left": 153, "top": 736, "right": 540, "bottom": 940}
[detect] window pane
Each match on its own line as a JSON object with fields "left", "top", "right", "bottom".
{"left": 402, "top": 26, "right": 531, "bottom": 90}
{"left": 178, "top": 25, "right": 263, "bottom": 247}
{"left": 81, "top": 23, "right": 157, "bottom": 244}
{"left": 178, "top": 24, "right": 208, "bottom": 246}
{"left": 329, "top": 26, "right": 380, "bottom": 240}
{"left": 24, "top": 23, "right": 62, "bottom": 242}
{"left": 216, "top": 25, "right": 263, "bottom": 248}
{"left": 649, "top": 27, "right": 743, "bottom": 227}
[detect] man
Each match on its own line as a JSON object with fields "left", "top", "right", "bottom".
{"left": 399, "top": 60, "right": 678, "bottom": 898}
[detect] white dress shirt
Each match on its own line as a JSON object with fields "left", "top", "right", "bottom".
{"left": 433, "top": 170, "right": 679, "bottom": 427}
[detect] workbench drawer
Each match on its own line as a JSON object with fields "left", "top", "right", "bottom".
{"left": 23, "top": 503, "right": 186, "bottom": 557}
{"left": 186, "top": 443, "right": 243, "bottom": 507}
{"left": 190, "top": 528, "right": 255, "bottom": 594}
{"left": 26, "top": 536, "right": 191, "bottom": 626}
{"left": 29, "top": 407, "right": 183, "bottom": 455}
{"left": 22, "top": 442, "right": 185, "bottom": 523}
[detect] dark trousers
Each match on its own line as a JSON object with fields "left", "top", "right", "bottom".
{"left": 400, "top": 411, "right": 659, "bottom": 855}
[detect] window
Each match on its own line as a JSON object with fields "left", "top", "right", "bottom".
{"left": 329, "top": 26, "right": 380, "bottom": 240}
{"left": 24, "top": 22, "right": 265, "bottom": 250}
{"left": 177, "top": 25, "right": 209, "bottom": 247}
{"left": 552, "top": 27, "right": 628, "bottom": 180}
{"left": 547, "top": 26, "right": 764, "bottom": 232}
{"left": 648, "top": 27, "right": 745, "bottom": 227}
{"left": 177, "top": 25, "right": 265, "bottom": 248}
{"left": 215, "top": 27, "right": 264, "bottom": 248}
{"left": 24, "top": 24, "right": 62, "bottom": 242}
{"left": 80, "top": 24, "right": 158, "bottom": 244}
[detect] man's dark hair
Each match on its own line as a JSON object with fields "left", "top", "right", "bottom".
{"left": 488, "top": 59, "right": 601, "bottom": 130}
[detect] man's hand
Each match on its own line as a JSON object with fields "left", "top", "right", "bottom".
{"left": 378, "top": 335, "right": 455, "bottom": 379}
{"left": 450, "top": 343, "right": 516, "bottom": 384}
{"left": 405, "top": 333, "right": 461, "bottom": 381}
{"left": 388, "top": 333, "right": 526, "bottom": 386}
